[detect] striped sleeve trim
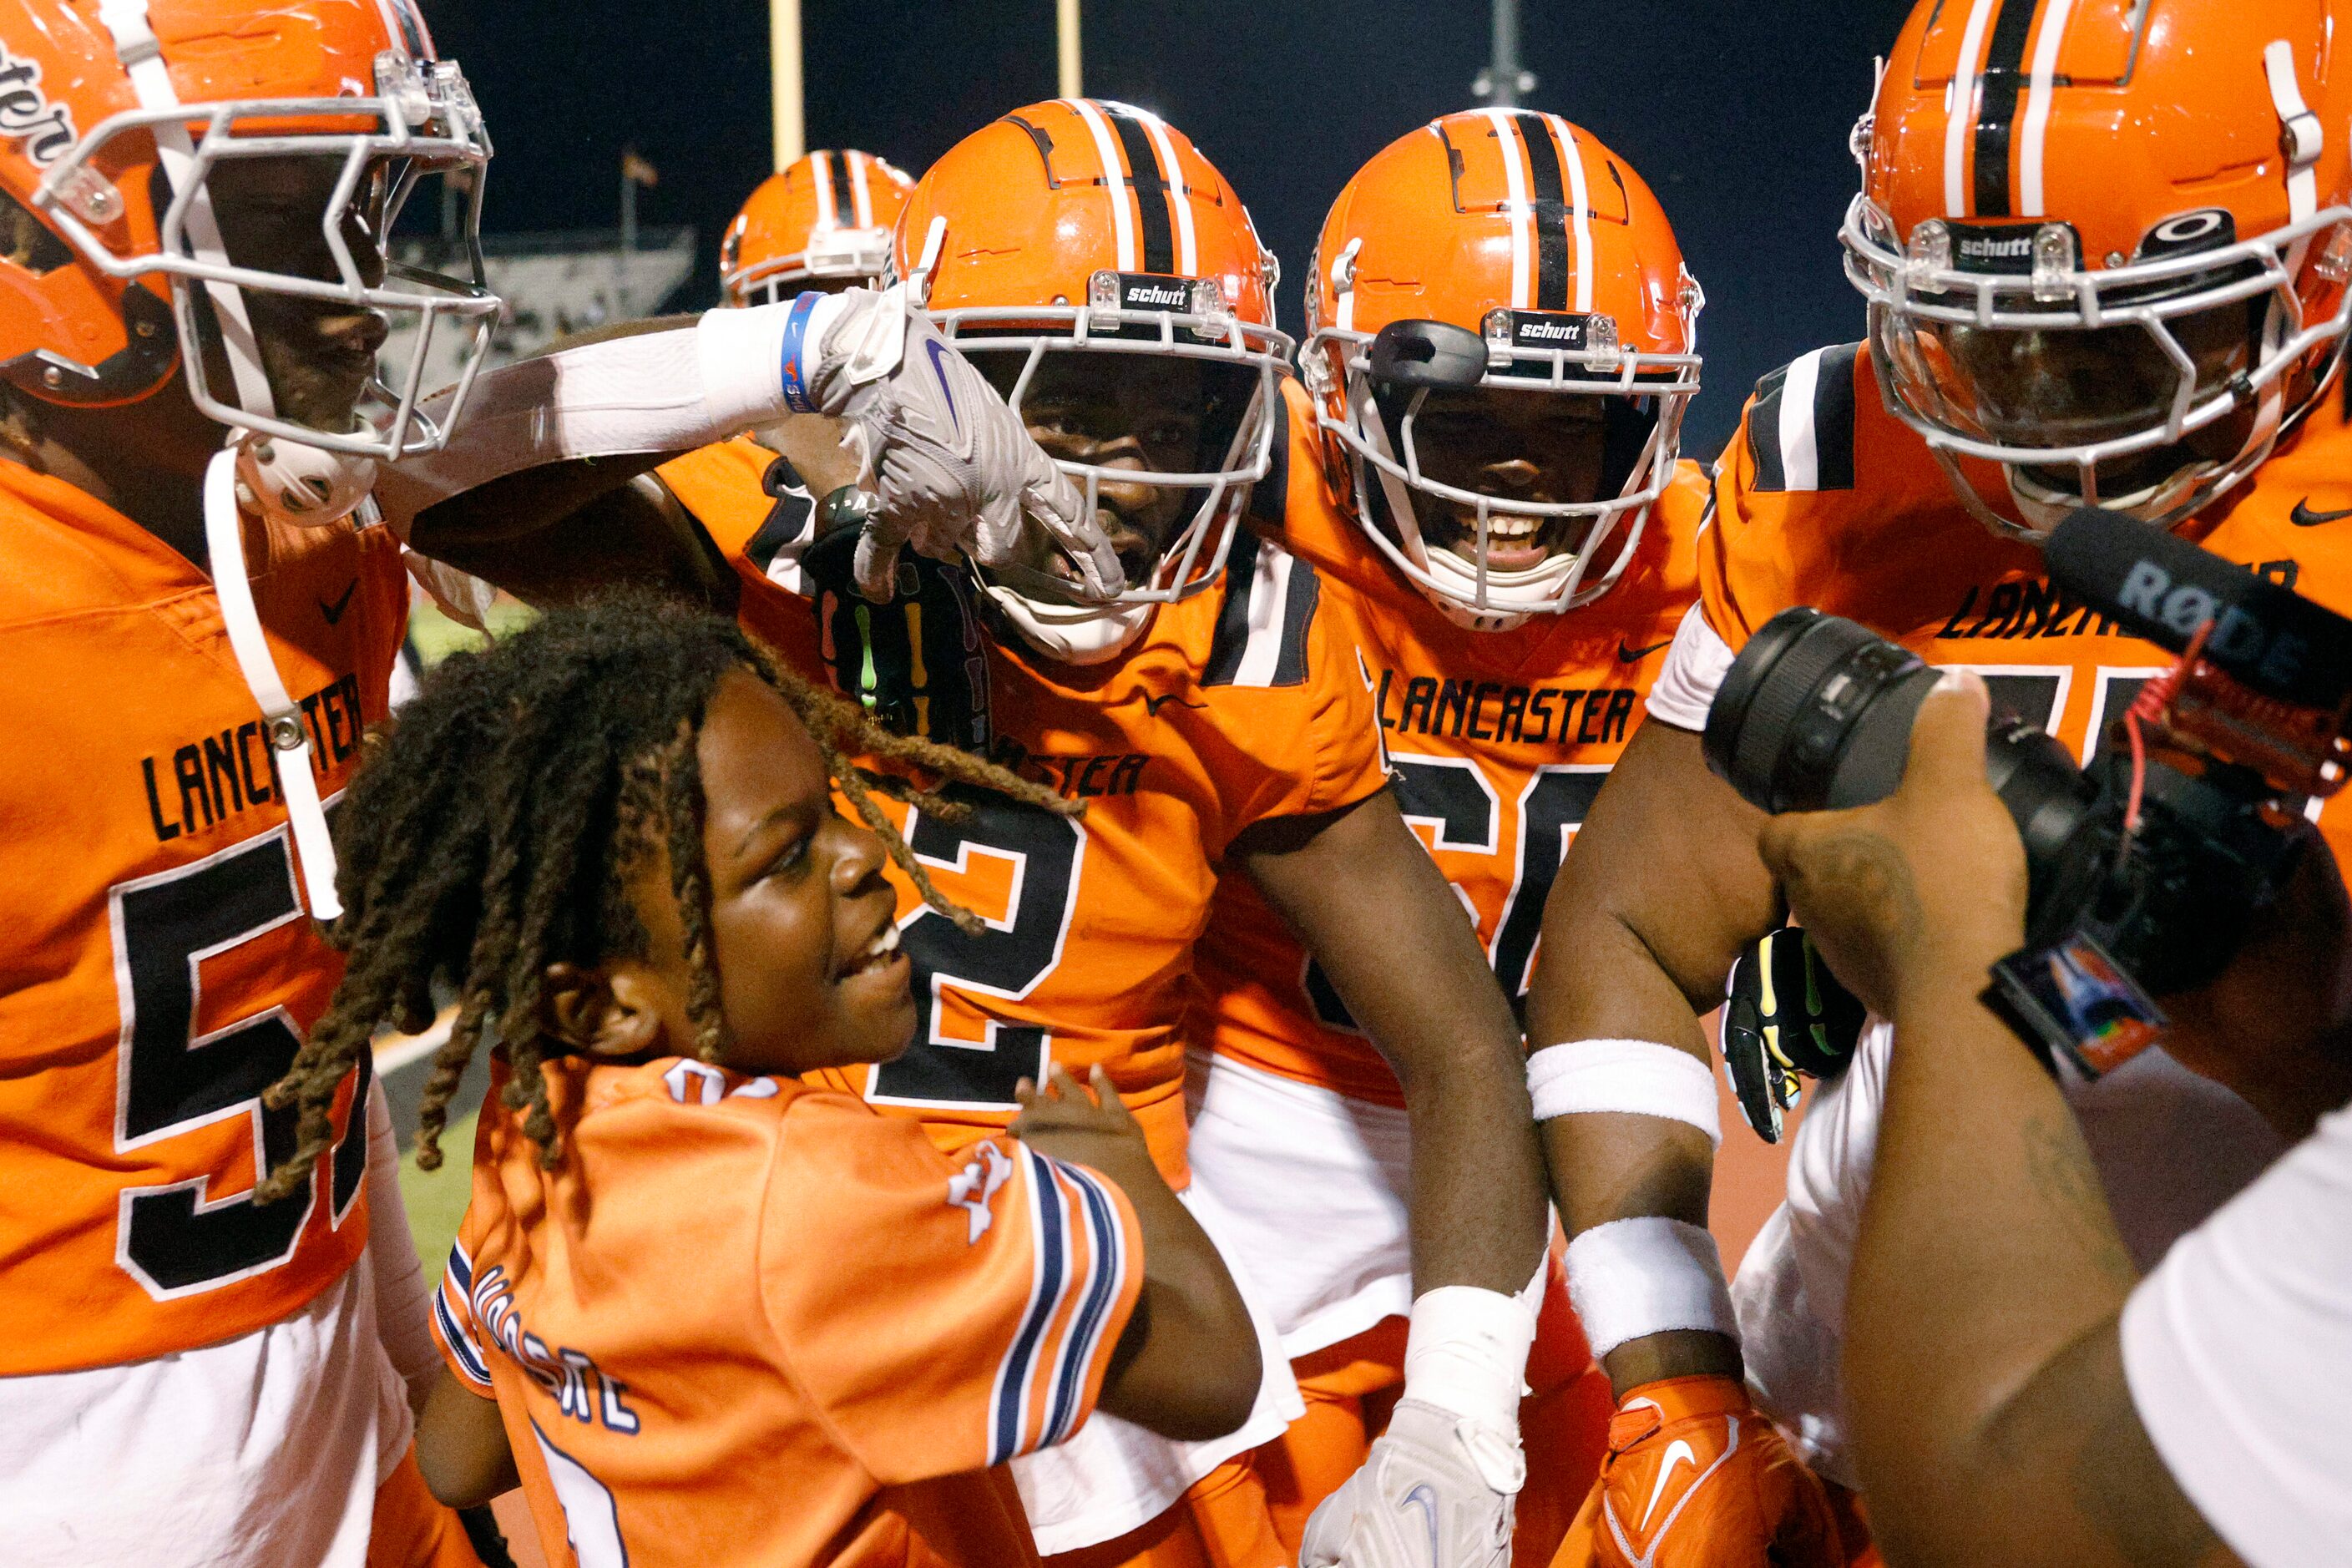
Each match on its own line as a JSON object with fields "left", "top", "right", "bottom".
{"left": 1745, "top": 342, "right": 1860, "bottom": 493}
{"left": 1203, "top": 531, "right": 1320, "bottom": 688}
{"left": 432, "top": 1240, "right": 494, "bottom": 1390}
{"left": 985, "top": 1148, "right": 1134, "bottom": 1464}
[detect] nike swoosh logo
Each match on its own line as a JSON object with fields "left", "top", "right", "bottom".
{"left": 2291, "top": 498, "right": 2352, "bottom": 527}
{"left": 1139, "top": 690, "right": 1206, "bottom": 716}
{"left": 1399, "top": 1483, "right": 1440, "bottom": 1565}
{"left": 318, "top": 579, "right": 358, "bottom": 625}
{"left": 1617, "top": 638, "right": 1673, "bottom": 662}
{"left": 1637, "top": 1439, "right": 1697, "bottom": 1533}
{"left": 923, "top": 338, "right": 961, "bottom": 437}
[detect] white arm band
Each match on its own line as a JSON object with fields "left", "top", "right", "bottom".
{"left": 363, "top": 1079, "right": 443, "bottom": 1418}
{"left": 1400, "top": 1262, "right": 1545, "bottom": 1435}
{"left": 1564, "top": 1216, "right": 1738, "bottom": 1360}
{"left": 1527, "top": 1038, "right": 1722, "bottom": 1146}
{"left": 373, "top": 292, "right": 854, "bottom": 535}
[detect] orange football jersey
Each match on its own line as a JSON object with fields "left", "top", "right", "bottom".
{"left": 1196, "top": 384, "right": 1707, "bottom": 1107}
{"left": 0, "top": 461, "right": 404, "bottom": 1373}
{"left": 1701, "top": 342, "right": 2352, "bottom": 861}
{"left": 432, "top": 1055, "right": 1141, "bottom": 1568}
{"left": 658, "top": 438, "right": 1388, "bottom": 1182}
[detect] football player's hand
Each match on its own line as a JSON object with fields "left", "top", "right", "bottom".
{"left": 804, "top": 286, "right": 1122, "bottom": 603}
{"left": 1719, "top": 926, "right": 1868, "bottom": 1142}
{"left": 1565, "top": 1376, "right": 1839, "bottom": 1568}
{"left": 1301, "top": 1398, "right": 1521, "bottom": 1568}
{"left": 1011, "top": 1065, "right": 1156, "bottom": 1189}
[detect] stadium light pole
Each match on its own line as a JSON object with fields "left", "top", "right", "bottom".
{"left": 771, "top": 0, "right": 804, "bottom": 171}
{"left": 1472, "top": 0, "right": 1534, "bottom": 107}
{"left": 1058, "top": 0, "right": 1081, "bottom": 99}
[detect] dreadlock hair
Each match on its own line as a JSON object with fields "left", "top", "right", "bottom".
{"left": 256, "top": 589, "right": 1074, "bottom": 1199}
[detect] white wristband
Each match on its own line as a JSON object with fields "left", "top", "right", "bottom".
{"left": 1527, "top": 1039, "right": 1721, "bottom": 1146}
{"left": 1401, "top": 1269, "right": 1542, "bottom": 1435}
{"left": 1563, "top": 1216, "right": 1737, "bottom": 1360}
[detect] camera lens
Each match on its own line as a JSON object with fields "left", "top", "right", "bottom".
{"left": 1703, "top": 608, "right": 1942, "bottom": 812}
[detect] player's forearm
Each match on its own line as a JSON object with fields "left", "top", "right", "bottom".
{"left": 416, "top": 1368, "right": 519, "bottom": 1510}
{"left": 1848, "top": 964, "right": 2167, "bottom": 1561}
{"left": 1242, "top": 793, "right": 1547, "bottom": 1293}
{"left": 1085, "top": 1143, "right": 1260, "bottom": 1440}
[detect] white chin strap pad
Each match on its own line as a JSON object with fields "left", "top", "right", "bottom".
{"left": 235, "top": 436, "right": 376, "bottom": 529}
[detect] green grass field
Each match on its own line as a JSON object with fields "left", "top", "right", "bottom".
{"left": 395, "top": 1103, "right": 478, "bottom": 1270}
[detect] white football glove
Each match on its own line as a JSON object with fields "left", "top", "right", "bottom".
{"left": 802, "top": 285, "right": 1122, "bottom": 603}
{"left": 1300, "top": 1399, "right": 1521, "bottom": 1568}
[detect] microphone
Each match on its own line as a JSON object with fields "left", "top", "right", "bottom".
{"left": 2043, "top": 508, "right": 2352, "bottom": 711}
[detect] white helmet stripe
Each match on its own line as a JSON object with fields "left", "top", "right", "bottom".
{"left": 811, "top": 150, "right": 838, "bottom": 230}
{"left": 2016, "top": 0, "right": 2076, "bottom": 217}
{"left": 1546, "top": 114, "right": 1596, "bottom": 314}
{"left": 1065, "top": 99, "right": 1138, "bottom": 271}
{"left": 2266, "top": 39, "right": 2324, "bottom": 225}
{"left": 848, "top": 150, "right": 873, "bottom": 227}
{"left": 1942, "top": 0, "right": 2001, "bottom": 216}
{"left": 1479, "top": 106, "right": 1533, "bottom": 309}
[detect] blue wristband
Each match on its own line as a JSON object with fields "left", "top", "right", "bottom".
{"left": 776, "top": 290, "right": 826, "bottom": 414}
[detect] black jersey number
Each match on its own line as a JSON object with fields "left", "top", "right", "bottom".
{"left": 868, "top": 792, "right": 1085, "bottom": 1111}
{"left": 1306, "top": 761, "right": 1606, "bottom": 1030}
{"left": 112, "top": 827, "right": 367, "bottom": 1299}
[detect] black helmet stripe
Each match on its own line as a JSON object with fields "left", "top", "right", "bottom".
{"left": 1510, "top": 110, "right": 1574, "bottom": 312}
{"left": 1970, "top": 0, "right": 2043, "bottom": 217}
{"left": 1103, "top": 104, "right": 1176, "bottom": 276}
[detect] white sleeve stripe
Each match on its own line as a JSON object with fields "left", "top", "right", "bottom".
{"left": 1039, "top": 1159, "right": 1126, "bottom": 1447}
{"left": 1230, "top": 544, "right": 1296, "bottom": 688}
{"left": 988, "top": 1146, "right": 1077, "bottom": 1466}
{"left": 1778, "top": 346, "right": 1825, "bottom": 493}
{"left": 434, "top": 1284, "right": 493, "bottom": 1387}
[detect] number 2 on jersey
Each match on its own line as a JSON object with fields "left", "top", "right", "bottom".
{"left": 868, "top": 791, "right": 1085, "bottom": 1111}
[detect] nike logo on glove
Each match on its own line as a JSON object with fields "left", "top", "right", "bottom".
{"left": 1638, "top": 1439, "right": 1697, "bottom": 1531}
{"left": 1617, "top": 638, "right": 1673, "bottom": 663}
{"left": 1400, "top": 1483, "right": 1441, "bottom": 1564}
{"left": 319, "top": 579, "right": 358, "bottom": 625}
{"left": 2291, "top": 498, "right": 2352, "bottom": 527}
{"left": 923, "top": 339, "right": 962, "bottom": 436}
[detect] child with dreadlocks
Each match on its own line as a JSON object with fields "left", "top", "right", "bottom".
{"left": 260, "top": 593, "right": 1262, "bottom": 1568}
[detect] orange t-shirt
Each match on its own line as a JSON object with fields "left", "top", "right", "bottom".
{"left": 658, "top": 436, "right": 1388, "bottom": 1183}
{"left": 0, "top": 461, "right": 404, "bottom": 1373}
{"left": 432, "top": 1056, "right": 1141, "bottom": 1568}
{"left": 1699, "top": 341, "right": 2352, "bottom": 860}
{"left": 1195, "top": 382, "right": 1707, "bottom": 1106}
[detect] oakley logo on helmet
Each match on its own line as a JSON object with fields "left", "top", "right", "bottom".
{"left": 0, "top": 48, "right": 74, "bottom": 167}
{"left": 2138, "top": 209, "right": 2238, "bottom": 260}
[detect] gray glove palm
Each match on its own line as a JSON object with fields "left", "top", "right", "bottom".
{"left": 1300, "top": 1399, "right": 1521, "bottom": 1568}
{"left": 805, "top": 285, "right": 1123, "bottom": 603}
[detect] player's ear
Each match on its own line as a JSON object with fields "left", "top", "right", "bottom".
{"left": 541, "top": 960, "right": 665, "bottom": 1059}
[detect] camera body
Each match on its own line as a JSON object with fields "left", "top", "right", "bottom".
{"left": 1703, "top": 508, "right": 2352, "bottom": 1070}
{"left": 1705, "top": 605, "right": 2304, "bottom": 999}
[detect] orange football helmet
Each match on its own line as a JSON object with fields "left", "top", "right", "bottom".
{"left": 721, "top": 149, "right": 913, "bottom": 303}
{"left": 1845, "top": 0, "right": 2352, "bottom": 534}
{"left": 893, "top": 98, "right": 1289, "bottom": 661}
{"left": 1302, "top": 109, "right": 1702, "bottom": 630}
{"left": 0, "top": 0, "right": 497, "bottom": 462}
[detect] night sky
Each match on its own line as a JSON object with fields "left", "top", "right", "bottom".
{"left": 425, "top": 0, "right": 1918, "bottom": 459}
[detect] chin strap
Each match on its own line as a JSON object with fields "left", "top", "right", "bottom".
{"left": 204, "top": 451, "right": 342, "bottom": 917}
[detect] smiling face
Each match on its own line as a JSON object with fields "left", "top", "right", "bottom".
{"left": 973, "top": 350, "right": 1256, "bottom": 599}
{"left": 1393, "top": 387, "right": 1611, "bottom": 572}
{"left": 617, "top": 669, "right": 914, "bottom": 1076}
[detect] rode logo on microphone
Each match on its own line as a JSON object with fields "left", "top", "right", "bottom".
{"left": 2115, "top": 559, "right": 2311, "bottom": 690}
{"left": 0, "top": 45, "right": 74, "bottom": 167}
